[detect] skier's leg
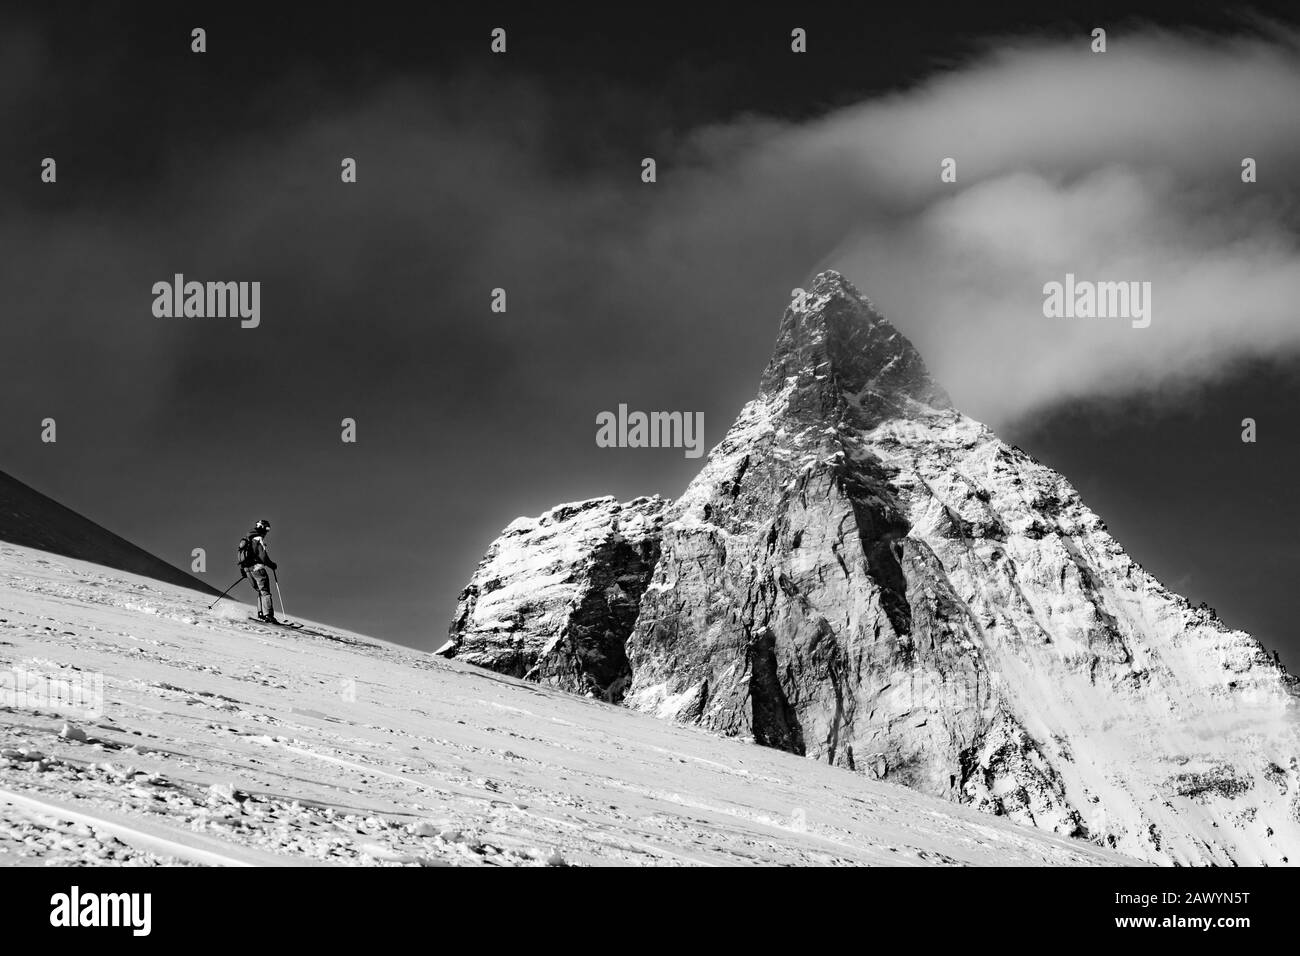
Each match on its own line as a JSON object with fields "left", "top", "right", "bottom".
{"left": 251, "top": 566, "right": 274, "bottom": 619}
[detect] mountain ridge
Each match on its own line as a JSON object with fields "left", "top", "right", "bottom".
{"left": 0, "top": 469, "right": 217, "bottom": 596}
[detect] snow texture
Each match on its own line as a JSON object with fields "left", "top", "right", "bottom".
{"left": 0, "top": 541, "right": 1126, "bottom": 866}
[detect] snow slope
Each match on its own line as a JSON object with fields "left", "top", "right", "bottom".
{"left": 0, "top": 540, "right": 1124, "bottom": 867}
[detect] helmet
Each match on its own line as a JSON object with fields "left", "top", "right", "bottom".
{"left": 254, "top": 519, "right": 271, "bottom": 533}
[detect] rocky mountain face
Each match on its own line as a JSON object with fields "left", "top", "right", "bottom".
{"left": 445, "top": 271, "right": 1300, "bottom": 865}
{"left": 439, "top": 495, "right": 667, "bottom": 699}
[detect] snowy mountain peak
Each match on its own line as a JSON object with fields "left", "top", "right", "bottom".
{"left": 448, "top": 270, "right": 1300, "bottom": 866}
{"left": 760, "top": 269, "right": 950, "bottom": 415}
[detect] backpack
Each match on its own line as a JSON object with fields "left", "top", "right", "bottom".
{"left": 237, "top": 535, "right": 258, "bottom": 569}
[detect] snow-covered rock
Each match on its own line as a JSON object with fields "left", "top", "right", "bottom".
{"left": 442, "top": 495, "right": 667, "bottom": 699}
{"left": 452, "top": 270, "right": 1300, "bottom": 866}
{"left": 58, "top": 723, "right": 88, "bottom": 742}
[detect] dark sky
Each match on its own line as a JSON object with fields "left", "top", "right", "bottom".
{"left": 2, "top": 2, "right": 1298, "bottom": 667}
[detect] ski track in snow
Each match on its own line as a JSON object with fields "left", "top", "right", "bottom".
{"left": 0, "top": 543, "right": 1130, "bottom": 867}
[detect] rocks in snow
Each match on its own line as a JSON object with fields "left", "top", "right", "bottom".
{"left": 207, "top": 783, "right": 244, "bottom": 805}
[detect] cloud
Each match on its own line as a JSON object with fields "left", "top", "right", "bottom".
{"left": 16, "top": 26, "right": 1299, "bottom": 434}
{"left": 833, "top": 166, "right": 1300, "bottom": 422}
{"left": 663, "top": 27, "right": 1300, "bottom": 425}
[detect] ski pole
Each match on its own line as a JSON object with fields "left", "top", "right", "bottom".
{"left": 207, "top": 574, "right": 246, "bottom": 610}
{"left": 272, "top": 568, "right": 286, "bottom": 617}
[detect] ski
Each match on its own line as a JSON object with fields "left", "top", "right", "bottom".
{"left": 244, "top": 616, "right": 339, "bottom": 641}
{"left": 247, "top": 616, "right": 304, "bottom": 630}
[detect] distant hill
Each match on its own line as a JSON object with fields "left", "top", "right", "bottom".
{"left": 0, "top": 469, "right": 218, "bottom": 595}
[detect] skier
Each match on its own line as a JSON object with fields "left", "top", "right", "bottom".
{"left": 238, "top": 519, "right": 279, "bottom": 623}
